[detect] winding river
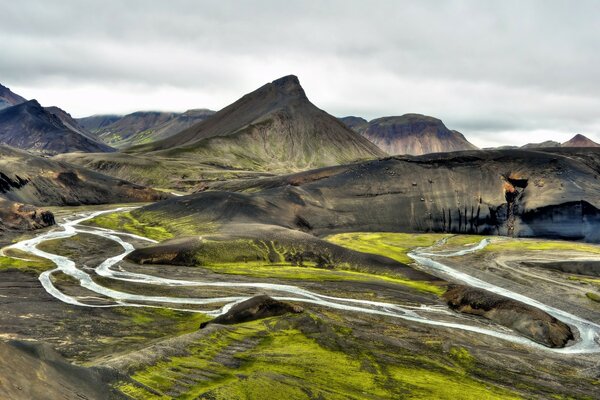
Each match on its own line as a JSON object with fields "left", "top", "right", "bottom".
{"left": 5, "top": 208, "right": 600, "bottom": 354}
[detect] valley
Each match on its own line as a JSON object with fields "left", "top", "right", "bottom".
{"left": 1, "top": 204, "right": 599, "bottom": 398}
{"left": 2, "top": 72, "right": 600, "bottom": 399}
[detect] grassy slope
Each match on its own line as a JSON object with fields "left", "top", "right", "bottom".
{"left": 118, "top": 315, "right": 522, "bottom": 400}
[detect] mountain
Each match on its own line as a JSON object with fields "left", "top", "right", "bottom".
{"left": 0, "top": 84, "right": 27, "bottom": 110}
{"left": 0, "top": 100, "right": 114, "bottom": 154}
{"left": 339, "top": 116, "right": 368, "bottom": 132}
{"left": 77, "top": 114, "right": 122, "bottom": 132}
{"left": 561, "top": 134, "right": 600, "bottom": 148}
{"left": 147, "top": 148, "right": 600, "bottom": 242}
{"left": 521, "top": 140, "right": 561, "bottom": 149}
{"left": 348, "top": 114, "right": 478, "bottom": 155}
{"left": 127, "top": 75, "right": 386, "bottom": 171}
{"left": 91, "top": 111, "right": 179, "bottom": 147}
{"left": 44, "top": 105, "right": 99, "bottom": 141}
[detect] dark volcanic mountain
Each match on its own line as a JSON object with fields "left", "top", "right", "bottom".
{"left": 129, "top": 75, "right": 386, "bottom": 171}
{"left": 561, "top": 134, "right": 600, "bottom": 148}
{"left": 0, "top": 100, "right": 114, "bottom": 154}
{"left": 348, "top": 114, "right": 478, "bottom": 155}
{"left": 137, "top": 148, "right": 600, "bottom": 242}
{"left": 0, "top": 83, "right": 27, "bottom": 110}
{"left": 44, "top": 106, "right": 98, "bottom": 141}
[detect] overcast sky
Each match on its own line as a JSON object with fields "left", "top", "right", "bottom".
{"left": 1, "top": 0, "right": 599, "bottom": 147}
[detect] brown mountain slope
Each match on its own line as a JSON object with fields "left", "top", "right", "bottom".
{"left": 128, "top": 75, "right": 386, "bottom": 172}
{"left": 561, "top": 134, "right": 600, "bottom": 148}
{"left": 354, "top": 114, "right": 478, "bottom": 155}
{"left": 0, "top": 100, "right": 114, "bottom": 154}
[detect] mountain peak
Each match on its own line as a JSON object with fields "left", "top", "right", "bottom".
{"left": 0, "top": 83, "right": 27, "bottom": 110}
{"left": 562, "top": 134, "right": 600, "bottom": 148}
{"left": 268, "top": 75, "right": 306, "bottom": 99}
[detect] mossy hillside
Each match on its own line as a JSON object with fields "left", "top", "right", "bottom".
{"left": 130, "top": 236, "right": 444, "bottom": 295}
{"left": 585, "top": 292, "right": 600, "bottom": 303}
{"left": 204, "top": 262, "right": 443, "bottom": 295}
{"left": 78, "top": 307, "right": 211, "bottom": 364}
{"left": 325, "top": 232, "right": 450, "bottom": 264}
{"left": 84, "top": 211, "right": 174, "bottom": 241}
{"left": 117, "top": 315, "right": 522, "bottom": 400}
{"left": 0, "top": 251, "right": 53, "bottom": 274}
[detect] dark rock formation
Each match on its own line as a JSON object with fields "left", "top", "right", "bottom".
{"left": 139, "top": 148, "right": 600, "bottom": 241}
{"left": 200, "top": 295, "right": 303, "bottom": 328}
{"left": 0, "top": 200, "right": 55, "bottom": 232}
{"left": 443, "top": 285, "right": 574, "bottom": 348}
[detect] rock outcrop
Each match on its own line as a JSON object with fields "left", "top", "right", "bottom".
{"left": 443, "top": 285, "right": 573, "bottom": 348}
{"left": 200, "top": 295, "right": 303, "bottom": 328}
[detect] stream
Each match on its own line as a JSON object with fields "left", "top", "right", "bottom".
{"left": 5, "top": 208, "right": 600, "bottom": 354}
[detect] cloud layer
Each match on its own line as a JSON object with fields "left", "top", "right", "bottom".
{"left": 2, "top": 0, "right": 599, "bottom": 147}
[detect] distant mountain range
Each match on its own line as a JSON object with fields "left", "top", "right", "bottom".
{"left": 498, "top": 134, "right": 600, "bottom": 150}
{"left": 340, "top": 114, "right": 478, "bottom": 155}
{"left": 78, "top": 109, "right": 216, "bottom": 148}
{"left": 2, "top": 78, "right": 600, "bottom": 172}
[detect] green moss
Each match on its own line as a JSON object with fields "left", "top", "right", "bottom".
{"left": 205, "top": 262, "right": 443, "bottom": 295}
{"left": 84, "top": 211, "right": 174, "bottom": 241}
{"left": 486, "top": 239, "right": 600, "bottom": 254}
{"left": 114, "top": 307, "right": 211, "bottom": 336}
{"left": 0, "top": 249, "right": 54, "bottom": 274}
{"left": 118, "top": 317, "right": 521, "bottom": 400}
{"left": 585, "top": 292, "right": 600, "bottom": 303}
{"left": 325, "top": 232, "right": 447, "bottom": 264}
{"left": 449, "top": 346, "right": 475, "bottom": 369}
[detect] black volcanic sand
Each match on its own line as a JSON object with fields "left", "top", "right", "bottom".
{"left": 0, "top": 341, "right": 126, "bottom": 400}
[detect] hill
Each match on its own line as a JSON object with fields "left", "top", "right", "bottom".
{"left": 128, "top": 75, "right": 386, "bottom": 171}
{"left": 0, "top": 100, "right": 114, "bottom": 154}
{"left": 344, "top": 114, "right": 478, "bottom": 155}
{"left": 561, "top": 134, "right": 600, "bottom": 147}
{"left": 0, "top": 144, "right": 166, "bottom": 207}
{"left": 136, "top": 148, "right": 600, "bottom": 242}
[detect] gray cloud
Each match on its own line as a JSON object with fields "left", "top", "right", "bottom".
{"left": 1, "top": 0, "right": 599, "bottom": 146}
